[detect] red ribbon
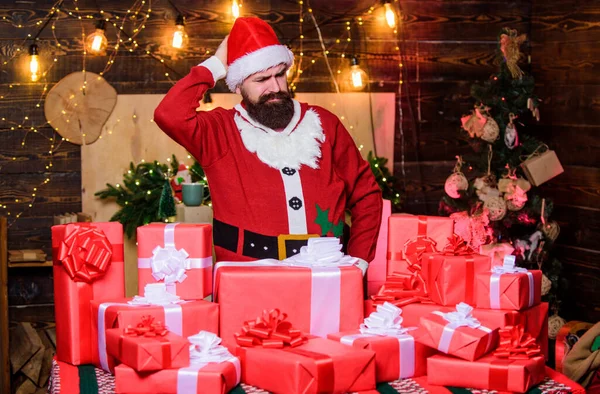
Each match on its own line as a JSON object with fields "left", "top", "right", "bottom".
{"left": 284, "top": 347, "right": 335, "bottom": 393}
{"left": 494, "top": 325, "right": 541, "bottom": 359}
{"left": 235, "top": 309, "right": 307, "bottom": 349}
{"left": 442, "top": 234, "right": 474, "bottom": 256}
{"left": 123, "top": 315, "right": 169, "bottom": 337}
{"left": 57, "top": 225, "right": 113, "bottom": 283}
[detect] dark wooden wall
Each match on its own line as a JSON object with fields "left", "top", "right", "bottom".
{"left": 0, "top": 0, "right": 597, "bottom": 322}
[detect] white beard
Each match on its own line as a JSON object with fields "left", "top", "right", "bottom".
{"left": 234, "top": 101, "right": 325, "bottom": 170}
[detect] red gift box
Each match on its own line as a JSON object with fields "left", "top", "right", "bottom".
{"left": 367, "top": 199, "right": 392, "bottom": 296}
{"left": 400, "top": 302, "right": 550, "bottom": 359}
{"left": 137, "top": 223, "right": 213, "bottom": 300}
{"left": 237, "top": 337, "right": 376, "bottom": 393}
{"left": 91, "top": 298, "right": 218, "bottom": 372}
{"left": 214, "top": 262, "right": 364, "bottom": 349}
{"left": 114, "top": 357, "right": 240, "bottom": 394}
{"left": 422, "top": 236, "right": 491, "bottom": 306}
{"left": 328, "top": 330, "right": 434, "bottom": 382}
{"left": 475, "top": 256, "right": 542, "bottom": 310}
{"left": 427, "top": 353, "right": 546, "bottom": 393}
{"left": 386, "top": 214, "right": 454, "bottom": 277}
{"left": 52, "top": 222, "right": 125, "bottom": 365}
{"left": 106, "top": 319, "right": 190, "bottom": 372}
{"left": 416, "top": 303, "right": 498, "bottom": 361}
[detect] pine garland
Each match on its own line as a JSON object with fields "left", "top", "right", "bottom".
{"left": 368, "top": 151, "right": 402, "bottom": 210}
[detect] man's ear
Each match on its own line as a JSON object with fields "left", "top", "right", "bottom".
{"left": 235, "top": 86, "right": 241, "bottom": 95}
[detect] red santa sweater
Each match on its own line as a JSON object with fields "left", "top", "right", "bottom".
{"left": 154, "top": 57, "right": 382, "bottom": 262}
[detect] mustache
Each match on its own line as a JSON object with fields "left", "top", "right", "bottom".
{"left": 258, "top": 91, "right": 291, "bottom": 104}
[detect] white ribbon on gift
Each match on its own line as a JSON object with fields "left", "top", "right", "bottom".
{"left": 432, "top": 302, "right": 493, "bottom": 354}
{"left": 340, "top": 302, "right": 417, "bottom": 379}
{"left": 489, "top": 255, "right": 535, "bottom": 309}
{"left": 96, "top": 287, "right": 185, "bottom": 372}
{"left": 137, "top": 223, "right": 213, "bottom": 295}
{"left": 213, "top": 237, "right": 363, "bottom": 338}
{"left": 176, "top": 331, "right": 241, "bottom": 394}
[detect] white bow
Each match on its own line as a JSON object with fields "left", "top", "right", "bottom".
{"left": 283, "top": 237, "right": 359, "bottom": 267}
{"left": 150, "top": 245, "right": 190, "bottom": 284}
{"left": 360, "top": 302, "right": 414, "bottom": 337}
{"left": 491, "top": 255, "right": 527, "bottom": 275}
{"left": 188, "top": 331, "right": 234, "bottom": 364}
{"left": 436, "top": 302, "right": 482, "bottom": 329}
{"left": 128, "top": 283, "right": 182, "bottom": 306}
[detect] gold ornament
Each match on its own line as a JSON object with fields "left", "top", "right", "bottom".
{"left": 506, "top": 197, "right": 526, "bottom": 211}
{"left": 445, "top": 156, "right": 468, "bottom": 199}
{"left": 541, "top": 274, "right": 552, "bottom": 296}
{"left": 484, "top": 195, "right": 507, "bottom": 221}
{"left": 500, "top": 28, "right": 527, "bottom": 79}
{"left": 548, "top": 313, "right": 567, "bottom": 340}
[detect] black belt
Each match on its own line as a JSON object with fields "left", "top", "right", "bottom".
{"left": 213, "top": 218, "right": 321, "bottom": 260}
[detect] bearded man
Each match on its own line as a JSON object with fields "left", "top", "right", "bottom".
{"left": 154, "top": 17, "right": 382, "bottom": 265}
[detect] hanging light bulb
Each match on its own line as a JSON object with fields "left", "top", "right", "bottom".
{"left": 349, "top": 57, "right": 368, "bottom": 91}
{"left": 172, "top": 14, "right": 188, "bottom": 49}
{"left": 86, "top": 20, "right": 108, "bottom": 54}
{"left": 383, "top": 0, "right": 396, "bottom": 29}
{"left": 29, "top": 44, "right": 40, "bottom": 82}
{"left": 231, "top": 0, "right": 241, "bottom": 20}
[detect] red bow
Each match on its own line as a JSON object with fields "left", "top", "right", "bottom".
{"left": 57, "top": 225, "right": 113, "bottom": 283}
{"left": 442, "top": 234, "right": 475, "bottom": 256}
{"left": 235, "top": 309, "right": 307, "bottom": 349}
{"left": 124, "top": 315, "right": 168, "bottom": 337}
{"left": 494, "top": 325, "right": 541, "bottom": 359}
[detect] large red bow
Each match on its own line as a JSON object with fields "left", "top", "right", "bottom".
{"left": 235, "top": 309, "right": 307, "bottom": 349}
{"left": 124, "top": 315, "right": 168, "bottom": 337}
{"left": 57, "top": 225, "right": 113, "bottom": 283}
{"left": 442, "top": 234, "right": 475, "bottom": 256}
{"left": 494, "top": 325, "right": 541, "bottom": 359}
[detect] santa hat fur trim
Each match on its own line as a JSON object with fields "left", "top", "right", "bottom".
{"left": 226, "top": 44, "right": 294, "bottom": 92}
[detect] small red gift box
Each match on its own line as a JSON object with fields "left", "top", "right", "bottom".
{"left": 328, "top": 302, "right": 434, "bottom": 382}
{"left": 114, "top": 358, "right": 240, "bottom": 394}
{"left": 52, "top": 222, "right": 125, "bottom": 365}
{"left": 400, "top": 301, "right": 550, "bottom": 359}
{"left": 416, "top": 303, "right": 498, "bottom": 361}
{"left": 475, "top": 255, "right": 542, "bottom": 310}
{"left": 106, "top": 317, "right": 190, "bottom": 372}
{"left": 91, "top": 296, "right": 218, "bottom": 372}
{"left": 427, "top": 324, "right": 545, "bottom": 392}
{"left": 214, "top": 261, "right": 364, "bottom": 349}
{"left": 386, "top": 214, "right": 454, "bottom": 277}
{"left": 367, "top": 199, "right": 391, "bottom": 296}
{"left": 427, "top": 354, "right": 546, "bottom": 393}
{"left": 137, "top": 223, "right": 213, "bottom": 300}
{"left": 422, "top": 235, "right": 491, "bottom": 306}
{"left": 238, "top": 336, "right": 376, "bottom": 393}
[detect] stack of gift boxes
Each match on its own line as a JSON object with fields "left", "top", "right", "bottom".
{"left": 52, "top": 214, "right": 549, "bottom": 394}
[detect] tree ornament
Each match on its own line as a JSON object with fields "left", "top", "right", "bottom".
{"left": 506, "top": 197, "right": 526, "bottom": 211}
{"left": 527, "top": 97, "right": 540, "bottom": 121}
{"left": 444, "top": 156, "right": 468, "bottom": 199}
{"left": 461, "top": 107, "right": 487, "bottom": 138}
{"left": 170, "top": 163, "right": 191, "bottom": 202}
{"left": 450, "top": 209, "right": 491, "bottom": 250}
{"left": 541, "top": 274, "right": 552, "bottom": 296}
{"left": 158, "top": 179, "right": 177, "bottom": 220}
{"left": 483, "top": 195, "right": 507, "bottom": 221}
{"left": 499, "top": 28, "right": 527, "bottom": 79}
{"left": 548, "top": 313, "right": 567, "bottom": 340}
{"left": 540, "top": 220, "right": 560, "bottom": 242}
{"left": 481, "top": 116, "right": 500, "bottom": 143}
{"left": 504, "top": 113, "right": 519, "bottom": 149}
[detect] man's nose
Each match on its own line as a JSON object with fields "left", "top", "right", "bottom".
{"left": 265, "top": 77, "right": 281, "bottom": 93}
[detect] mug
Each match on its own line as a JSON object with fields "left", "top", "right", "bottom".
{"left": 181, "top": 182, "right": 204, "bottom": 206}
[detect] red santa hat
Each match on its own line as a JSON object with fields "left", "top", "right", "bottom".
{"left": 225, "top": 17, "right": 294, "bottom": 92}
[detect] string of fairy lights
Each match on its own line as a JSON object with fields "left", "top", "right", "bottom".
{"left": 1, "top": 0, "right": 404, "bottom": 224}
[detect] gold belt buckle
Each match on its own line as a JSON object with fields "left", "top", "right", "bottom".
{"left": 276, "top": 234, "right": 320, "bottom": 260}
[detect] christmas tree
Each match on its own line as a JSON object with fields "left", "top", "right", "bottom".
{"left": 439, "top": 28, "right": 566, "bottom": 314}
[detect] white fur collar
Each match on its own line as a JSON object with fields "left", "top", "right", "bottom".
{"left": 234, "top": 100, "right": 325, "bottom": 170}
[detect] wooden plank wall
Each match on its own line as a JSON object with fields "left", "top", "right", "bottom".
{"left": 531, "top": 0, "right": 600, "bottom": 323}
{"left": 0, "top": 0, "right": 597, "bottom": 322}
